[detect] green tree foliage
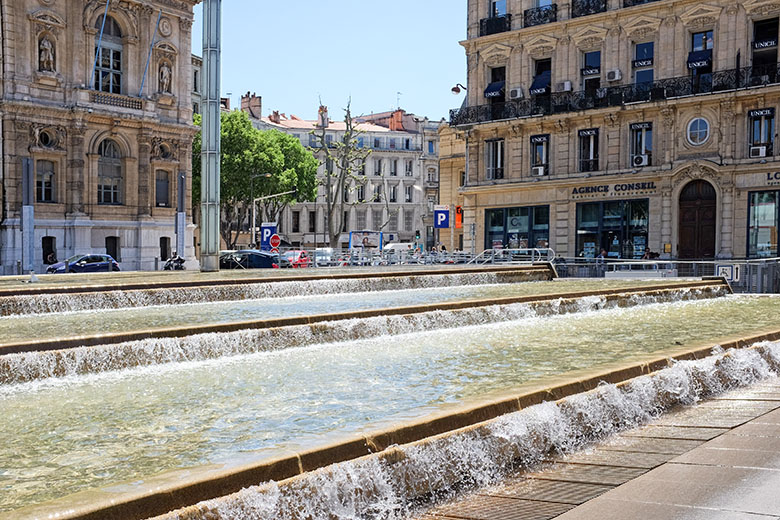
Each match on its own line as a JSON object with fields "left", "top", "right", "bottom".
{"left": 192, "top": 111, "right": 318, "bottom": 249}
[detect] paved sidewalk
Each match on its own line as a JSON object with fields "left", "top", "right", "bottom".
{"left": 417, "top": 378, "right": 780, "bottom": 520}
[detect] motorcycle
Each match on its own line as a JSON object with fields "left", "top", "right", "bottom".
{"left": 163, "top": 255, "right": 186, "bottom": 271}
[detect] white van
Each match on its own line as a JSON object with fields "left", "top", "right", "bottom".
{"left": 383, "top": 243, "right": 415, "bottom": 253}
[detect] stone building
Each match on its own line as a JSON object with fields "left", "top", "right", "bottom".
{"left": 242, "top": 94, "right": 441, "bottom": 249}
{"left": 443, "top": 0, "right": 780, "bottom": 260}
{"left": 0, "top": 0, "right": 199, "bottom": 274}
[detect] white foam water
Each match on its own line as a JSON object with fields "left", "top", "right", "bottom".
{"left": 0, "top": 272, "right": 534, "bottom": 316}
{"left": 0, "top": 287, "right": 723, "bottom": 385}
{"left": 158, "top": 341, "right": 780, "bottom": 520}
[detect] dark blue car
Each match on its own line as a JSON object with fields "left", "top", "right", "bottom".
{"left": 47, "top": 254, "right": 120, "bottom": 273}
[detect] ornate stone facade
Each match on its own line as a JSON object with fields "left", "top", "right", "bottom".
{"left": 0, "top": 0, "right": 200, "bottom": 273}
{"left": 442, "top": 0, "right": 780, "bottom": 260}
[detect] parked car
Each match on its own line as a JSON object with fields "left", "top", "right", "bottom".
{"left": 219, "top": 250, "right": 279, "bottom": 269}
{"left": 282, "top": 250, "right": 311, "bottom": 268}
{"left": 313, "top": 248, "right": 347, "bottom": 267}
{"left": 47, "top": 254, "right": 120, "bottom": 274}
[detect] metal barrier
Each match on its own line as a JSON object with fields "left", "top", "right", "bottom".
{"left": 467, "top": 248, "right": 557, "bottom": 265}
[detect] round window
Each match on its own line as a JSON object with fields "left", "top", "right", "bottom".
{"left": 687, "top": 118, "right": 710, "bottom": 145}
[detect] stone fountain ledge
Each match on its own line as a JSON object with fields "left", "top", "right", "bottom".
{"left": 0, "top": 264, "right": 553, "bottom": 299}
{"left": 0, "top": 280, "right": 728, "bottom": 364}
{"left": 4, "top": 315, "right": 774, "bottom": 520}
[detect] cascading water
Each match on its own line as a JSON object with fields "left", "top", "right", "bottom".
{"left": 158, "top": 341, "right": 780, "bottom": 520}
{"left": 0, "top": 286, "right": 725, "bottom": 385}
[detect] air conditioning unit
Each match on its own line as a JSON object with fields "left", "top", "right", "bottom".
{"left": 509, "top": 87, "right": 524, "bottom": 100}
{"left": 606, "top": 69, "right": 622, "bottom": 82}
{"left": 750, "top": 145, "right": 768, "bottom": 158}
{"left": 531, "top": 166, "right": 547, "bottom": 177}
{"left": 632, "top": 154, "right": 649, "bottom": 167}
{"left": 557, "top": 81, "right": 572, "bottom": 92}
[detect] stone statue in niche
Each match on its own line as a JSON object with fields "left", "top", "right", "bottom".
{"left": 159, "top": 62, "right": 172, "bottom": 93}
{"left": 39, "top": 36, "right": 55, "bottom": 72}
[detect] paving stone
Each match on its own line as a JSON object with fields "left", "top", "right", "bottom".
{"left": 551, "top": 449, "right": 675, "bottom": 469}
{"left": 694, "top": 400, "right": 780, "bottom": 414}
{"left": 431, "top": 495, "right": 573, "bottom": 520}
{"left": 487, "top": 478, "right": 613, "bottom": 505}
{"left": 552, "top": 497, "right": 780, "bottom": 520}
{"left": 727, "top": 422, "right": 780, "bottom": 438}
{"left": 754, "top": 408, "right": 780, "bottom": 425}
{"left": 622, "top": 425, "right": 729, "bottom": 441}
{"left": 671, "top": 447, "right": 780, "bottom": 469}
{"left": 598, "top": 436, "right": 704, "bottom": 455}
{"left": 528, "top": 463, "right": 648, "bottom": 486}
{"left": 651, "top": 408, "right": 757, "bottom": 429}
{"left": 708, "top": 433, "right": 780, "bottom": 451}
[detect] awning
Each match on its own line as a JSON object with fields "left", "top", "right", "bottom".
{"left": 484, "top": 81, "right": 505, "bottom": 98}
{"left": 687, "top": 49, "right": 712, "bottom": 70}
{"left": 529, "top": 71, "right": 551, "bottom": 95}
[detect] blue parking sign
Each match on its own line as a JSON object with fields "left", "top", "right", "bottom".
{"left": 260, "top": 223, "right": 277, "bottom": 251}
{"left": 434, "top": 205, "right": 450, "bottom": 229}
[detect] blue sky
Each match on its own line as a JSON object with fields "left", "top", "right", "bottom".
{"left": 192, "top": 1, "right": 468, "bottom": 122}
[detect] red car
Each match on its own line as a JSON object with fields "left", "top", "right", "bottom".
{"left": 281, "top": 250, "right": 311, "bottom": 268}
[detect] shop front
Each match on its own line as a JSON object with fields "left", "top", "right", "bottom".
{"left": 575, "top": 199, "right": 649, "bottom": 259}
{"left": 485, "top": 205, "right": 550, "bottom": 250}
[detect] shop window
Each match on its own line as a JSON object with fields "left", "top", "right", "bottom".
{"left": 486, "top": 139, "right": 504, "bottom": 179}
{"left": 292, "top": 211, "right": 300, "bottom": 233}
{"left": 309, "top": 210, "right": 316, "bottom": 233}
{"left": 687, "top": 118, "right": 710, "bottom": 146}
{"left": 484, "top": 205, "right": 549, "bottom": 250}
{"left": 578, "top": 129, "right": 599, "bottom": 172}
{"left": 581, "top": 51, "right": 601, "bottom": 97}
{"left": 155, "top": 170, "right": 170, "bottom": 207}
{"left": 530, "top": 134, "right": 549, "bottom": 176}
{"left": 749, "top": 108, "right": 775, "bottom": 157}
{"left": 94, "top": 16, "right": 123, "bottom": 94}
{"left": 630, "top": 123, "right": 652, "bottom": 167}
{"left": 576, "top": 199, "right": 649, "bottom": 259}
{"left": 36, "top": 160, "right": 55, "bottom": 203}
{"left": 633, "top": 42, "right": 654, "bottom": 87}
{"left": 748, "top": 191, "right": 779, "bottom": 257}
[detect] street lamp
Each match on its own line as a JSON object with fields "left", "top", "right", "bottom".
{"left": 451, "top": 83, "right": 467, "bottom": 95}
{"left": 250, "top": 172, "right": 272, "bottom": 247}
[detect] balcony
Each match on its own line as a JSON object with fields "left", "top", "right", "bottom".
{"left": 572, "top": 0, "right": 607, "bottom": 18}
{"left": 623, "top": 0, "right": 661, "bottom": 7}
{"left": 90, "top": 91, "right": 143, "bottom": 110}
{"left": 524, "top": 4, "right": 557, "bottom": 28}
{"left": 479, "top": 14, "right": 512, "bottom": 37}
{"left": 450, "top": 65, "right": 780, "bottom": 127}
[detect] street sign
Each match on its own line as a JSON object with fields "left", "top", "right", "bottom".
{"left": 260, "top": 223, "right": 277, "bottom": 251}
{"left": 270, "top": 234, "right": 281, "bottom": 249}
{"left": 434, "top": 205, "right": 450, "bottom": 229}
{"left": 455, "top": 205, "right": 463, "bottom": 229}
{"left": 716, "top": 264, "right": 741, "bottom": 282}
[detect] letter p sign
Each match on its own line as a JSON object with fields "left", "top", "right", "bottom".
{"left": 434, "top": 205, "right": 450, "bottom": 229}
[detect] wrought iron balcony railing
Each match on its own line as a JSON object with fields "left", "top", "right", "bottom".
{"left": 479, "top": 14, "right": 512, "bottom": 37}
{"left": 450, "top": 65, "right": 780, "bottom": 126}
{"left": 623, "top": 0, "right": 661, "bottom": 7}
{"left": 524, "top": 4, "right": 557, "bottom": 28}
{"left": 572, "top": 0, "right": 607, "bottom": 18}
{"left": 580, "top": 159, "right": 600, "bottom": 172}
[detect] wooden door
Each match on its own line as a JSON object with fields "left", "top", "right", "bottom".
{"left": 678, "top": 180, "right": 717, "bottom": 259}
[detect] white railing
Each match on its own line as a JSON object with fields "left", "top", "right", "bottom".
{"left": 466, "top": 248, "right": 557, "bottom": 265}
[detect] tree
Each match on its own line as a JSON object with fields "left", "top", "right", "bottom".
{"left": 192, "top": 111, "right": 318, "bottom": 250}
{"left": 310, "top": 103, "right": 371, "bottom": 248}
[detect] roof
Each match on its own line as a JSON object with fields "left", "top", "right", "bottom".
{"left": 259, "top": 115, "right": 398, "bottom": 134}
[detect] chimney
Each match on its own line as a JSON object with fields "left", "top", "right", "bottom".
{"left": 269, "top": 111, "right": 281, "bottom": 124}
{"left": 389, "top": 109, "right": 404, "bottom": 131}
{"left": 241, "top": 91, "right": 262, "bottom": 119}
{"left": 219, "top": 97, "right": 230, "bottom": 110}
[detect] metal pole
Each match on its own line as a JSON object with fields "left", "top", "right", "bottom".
{"left": 252, "top": 198, "right": 257, "bottom": 247}
{"left": 21, "top": 158, "right": 35, "bottom": 273}
{"left": 200, "top": 0, "right": 221, "bottom": 271}
{"left": 139, "top": 10, "right": 163, "bottom": 97}
{"left": 90, "top": 0, "right": 111, "bottom": 89}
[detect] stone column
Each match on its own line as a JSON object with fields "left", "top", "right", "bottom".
{"left": 661, "top": 107, "right": 675, "bottom": 166}
{"left": 719, "top": 184, "right": 735, "bottom": 258}
{"left": 66, "top": 124, "right": 87, "bottom": 216}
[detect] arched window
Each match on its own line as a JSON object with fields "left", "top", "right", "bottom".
{"left": 94, "top": 15, "right": 123, "bottom": 94}
{"left": 36, "top": 160, "right": 55, "bottom": 203}
{"left": 97, "top": 140, "right": 122, "bottom": 205}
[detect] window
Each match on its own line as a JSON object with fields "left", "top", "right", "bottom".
{"left": 630, "top": 123, "right": 652, "bottom": 166}
{"left": 343, "top": 184, "right": 350, "bottom": 203}
{"left": 404, "top": 210, "right": 414, "bottom": 231}
{"left": 484, "top": 205, "right": 550, "bottom": 250}
{"left": 390, "top": 159, "right": 398, "bottom": 176}
{"left": 578, "top": 129, "right": 599, "bottom": 172}
{"left": 372, "top": 209, "right": 383, "bottom": 228}
{"left": 193, "top": 103, "right": 199, "bottom": 115}
{"left": 581, "top": 51, "right": 601, "bottom": 97}
{"left": 309, "top": 210, "right": 316, "bottom": 232}
{"left": 404, "top": 138, "right": 411, "bottom": 150}
{"left": 753, "top": 19, "right": 779, "bottom": 78}
{"left": 357, "top": 137, "right": 364, "bottom": 148}
{"left": 357, "top": 184, "right": 365, "bottom": 202}
{"left": 326, "top": 134, "right": 334, "bottom": 147}
{"left": 106, "top": 236, "right": 120, "bottom": 261}
{"left": 374, "top": 158, "right": 382, "bottom": 175}
{"left": 42, "top": 236, "right": 56, "bottom": 264}
{"left": 389, "top": 211, "right": 398, "bottom": 231}
{"left": 373, "top": 184, "right": 383, "bottom": 202}
{"left": 427, "top": 168, "right": 437, "bottom": 183}
{"left": 193, "top": 70, "right": 199, "bottom": 93}
{"left": 343, "top": 210, "right": 349, "bottom": 232}
{"left": 428, "top": 140, "right": 435, "bottom": 154}
{"left": 97, "top": 140, "right": 122, "bottom": 205}
{"left": 687, "top": 118, "right": 710, "bottom": 145}
{"left": 36, "top": 160, "right": 55, "bottom": 203}
{"left": 692, "top": 30, "right": 714, "bottom": 51}
{"left": 633, "top": 42, "right": 654, "bottom": 86}
{"left": 460, "top": 170, "right": 466, "bottom": 187}
{"left": 94, "top": 16, "right": 122, "bottom": 94}
{"left": 356, "top": 210, "right": 366, "bottom": 229}
{"left": 405, "top": 160, "right": 413, "bottom": 176}
{"left": 389, "top": 185, "right": 397, "bottom": 202}
{"left": 689, "top": 30, "right": 713, "bottom": 93}
{"left": 488, "top": 66, "right": 506, "bottom": 103}
{"left": 292, "top": 211, "right": 300, "bottom": 233}
{"left": 405, "top": 185, "right": 413, "bottom": 203}
{"left": 486, "top": 139, "right": 504, "bottom": 179}
{"left": 155, "top": 170, "right": 170, "bottom": 207}
{"left": 427, "top": 196, "right": 436, "bottom": 213}
{"left": 374, "top": 137, "right": 382, "bottom": 149}
{"left": 576, "top": 200, "right": 649, "bottom": 259}
{"left": 491, "top": 0, "right": 507, "bottom": 17}
{"left": 749, "top": 191, "right": 779, "bottom": 257}
{"left": 389, "top": 138, "right": 397, "bottom": 150}
{"left": 160, "top": 237, "right": 171, "bottom": 260}
{"left": 749, "top": 108, "right": 775, "bottom": 155}
{"left": 530, "top": 134, "right": 549, "bottom": 175}
{"left": 530, "top": 58, "right": 551, "bottom": 96}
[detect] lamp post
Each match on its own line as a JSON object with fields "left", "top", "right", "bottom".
{"left": 250, "top": 172, "right": 272, "bottom": 247}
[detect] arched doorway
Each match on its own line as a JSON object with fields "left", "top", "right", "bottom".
{"left": 678, "top": 180, "right": 716, "bottom": 259}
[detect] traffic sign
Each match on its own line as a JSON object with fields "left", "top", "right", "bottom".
{"left": 270, "top": 234, "right": 281, "bottom": 249}
{"left": 260, "top": 223, "right": 277, "bottom": 251}
{"left": 434, "top": 205, "right": 450, "bottom": 229}
{"left": 716, "top": 264, "right": 741, "bottom": 282}
{"left": 270, "top": 247, "right": 279, "bottom": 254}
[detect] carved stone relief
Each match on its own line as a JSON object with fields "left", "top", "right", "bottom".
{"left": 31, "top": 124, "right": 66, "bottom": 151}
